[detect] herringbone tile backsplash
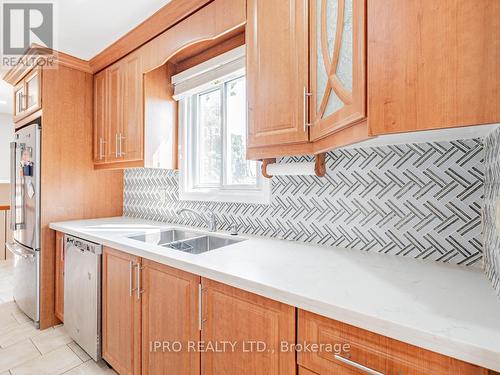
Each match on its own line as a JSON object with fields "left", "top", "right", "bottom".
{"left": 483, "top": 128, "right": 500, "bottom": 295}
{"left": 124, "top": 139, "right": 485, "bottom": 267}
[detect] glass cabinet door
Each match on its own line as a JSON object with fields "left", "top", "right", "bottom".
{"left": 309, "top": 0, "right": 366, "bottom": 141}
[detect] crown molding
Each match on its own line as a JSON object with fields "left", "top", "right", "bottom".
{"left": 2, "top": 45, "right": 92, "bottom": 85}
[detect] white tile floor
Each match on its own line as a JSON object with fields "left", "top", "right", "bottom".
{"left": 0, "top": 259, "right": 117, "bottom": 375}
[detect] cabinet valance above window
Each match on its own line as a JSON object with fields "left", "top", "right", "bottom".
{"left": 172, "top": 45, "right": 245, "bottom": 100}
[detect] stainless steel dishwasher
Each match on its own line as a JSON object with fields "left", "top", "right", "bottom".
{"left": 64, "top": 235, "right": 102, "bottom": 361}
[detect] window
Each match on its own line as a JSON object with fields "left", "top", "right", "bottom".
{"left": 173, "top": 47, "right": 270, "bottom": 204}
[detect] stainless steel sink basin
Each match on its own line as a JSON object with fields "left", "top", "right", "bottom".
{"left": 128, "top": 229, "right": 200, "bottom": 246}
{"left": 164, "top": 235, "right": 245, "bottom": 254}
{"left": 129, "top": 229, "right": 245, "bottom": 254}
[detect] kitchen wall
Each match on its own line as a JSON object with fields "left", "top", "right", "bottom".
{"left": 483, "top": 127, "right": 500, "bottom": 295}
{"left": 125, "top": 138, "right": 485, "bottom": 267}
{"left": 0, "top": 113, "right": 14, "bottom": 182}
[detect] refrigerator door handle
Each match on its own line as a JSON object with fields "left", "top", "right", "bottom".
{"left": 6, "top": 242, "right": 35, "bottom": 259}
{"left": 10, "top": 142, "right": 16, "bottom": 230}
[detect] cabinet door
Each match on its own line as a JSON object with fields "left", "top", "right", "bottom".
{"left": 94, "top": 70, "right": 108, "bottom": 163}
{"left": 201, "top": 278, "right": 295, "bottom": 375}
{"left": 102, "top": 247, "right": 141, "bottom": 375}
{"left": 121, "top": 53, "right": 143, "bottom": 162}
{"left": 310, "top": 0, "right": 366, "bottom": 141}
{"left": 107, "top": 64, "right": 122, "bottom": 162}
{"left": 298, "top": 310, "right": 387, "bottom": 375}
{"left": 54, "top": 231, "right": 64, "bottom": 322}
{"left": 24, "top": 69, "right": 42, "bottom": 114}
{"left": 368, "top": 0, "right": 500, "bottom": 135}
{"left": 246, "top": 0, "right": 309, "bottom": 154}
{"left": 141, "top": 260, "right": 200, "bottom": 375}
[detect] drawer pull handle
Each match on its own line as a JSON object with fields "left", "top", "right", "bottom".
{"left": 334, "top": 354, "right": 385, "bottom": 375}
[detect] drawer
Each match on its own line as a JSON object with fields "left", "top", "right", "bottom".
{"left": 298, "top": 310, "right": 490, "bottom": 375}
{"left": 298, "top": 310, "right": 387, "bottom": 375}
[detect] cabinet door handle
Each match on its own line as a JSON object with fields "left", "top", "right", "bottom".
{"left": 303, "top": 86, "right": 312, "bottom": 132}
{"left": 115, "top": 133, "right": 119, "bottom": 158}
{"left": 198, "top": 284, "right": 202, "bottom": 330}
{"left": 99, "top": 138, "right": 106, "bottom": 160}
{"left": 118, "top": 133, "right": 126, "bottom": 157}
{"left": 334, "top": 355, "right": 385, "bottom": 375}
{"left": 198, "top": 284, "right": 207, "bottom": 331}
{"left": 118, "top": 133, "right": 127, "bottom": 157}
{"left": 136, "top": 263, "right": 144, "bottom": 300}
{"left": 129, "top": 261, "right": 135, "bottom": 297}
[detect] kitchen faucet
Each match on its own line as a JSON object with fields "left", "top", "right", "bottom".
{"left": 176, "top": 208, "right": 217, "bottom": 232}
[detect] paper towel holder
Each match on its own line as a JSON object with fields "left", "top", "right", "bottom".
{"left": 261, "top": 153, "right": 326, "bottom": 178}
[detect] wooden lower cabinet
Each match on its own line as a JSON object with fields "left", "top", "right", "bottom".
{"left": 102, "top": 248, "right": 200, "bottom": 375}
{"left": 102, "top": 249, "right": 496, "bottom": 375}
{"left": 298, "top": 310, "right": 490, "bottom": 375}
{"left": 200, "top": 278, "right": 296, "bottom": 375}
{"left": 141, "top": 259, "right": 200, "bottom": 374}
{"left": 102, "top": 247, "right": 141, "bottom": 375}
{"left": 54, "top": 231, "right": 64, "bottom": 322}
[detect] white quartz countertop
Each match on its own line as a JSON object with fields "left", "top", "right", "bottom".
{"left": 49, "top": 216, "right": 500, "bottom": 371}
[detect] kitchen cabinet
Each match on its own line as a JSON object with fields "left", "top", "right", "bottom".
{"left": 309, "top": 0, "right": 366, "bottom": 143}
{"left": 13, "top": 68, "right": 42, "bottom": 123}
{"left": 141, "top": 259, "right": 200, "bottom": 374}
{"left": 298, "top": 310, "right": 490, "bottom": 375}
{"left": 102, "top": 247, "right": 141, "bottom": 375}
{"left": 368, "top": 0, "right": 500, "bottom": 135}
{"left": 54, "top": 231, "right": 64, "bottom": 322}
{"left": 121, "top": 54, "right": 143, "bottom": 162}
{"left": 92, "top": 0, "right": 245, "bottom": 170}
{"left": 246, "top": 0, "right": 367, "bottom": 160}
{"left": 248, "top": 0, "right": 500, "bottom": 160}
{"left": 93, "top": 70, "right": 107, "bottom": 163}
{"left": 102, "top": 247, "right": 200, "bottom": 375}
{"left": 93, "top": 52, "right": 144, "bottom": 167}
{"left": 246, "top": 0, "right": 309, "bottom": 153}
{"left": 200, "top": 278, "right": 295, "bottom": 375}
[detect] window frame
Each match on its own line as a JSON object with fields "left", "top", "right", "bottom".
{"left": 177, "top": 58, "right": 270, "bottom": 204}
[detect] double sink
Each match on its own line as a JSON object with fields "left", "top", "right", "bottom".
{"left": 128, "top": 229, "right": 245, "bottom": 255}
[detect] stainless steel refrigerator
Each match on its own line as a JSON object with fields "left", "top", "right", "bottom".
{"left": 6, "top": 119, "right": 41, "bottom": 328}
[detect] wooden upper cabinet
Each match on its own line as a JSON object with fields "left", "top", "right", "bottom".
{"left": 246, "top": 0, "right": 368, "bottom": 159}
{"left": 309, "top": 0, "right": 366, "bottom": 141}
{"left": 246, "top": 0, "right": 310, "bottom": 156}
{"left": 141, "top": 260, "right": 200, "bottom": 375}
{"left": 93, "top": 70, "right": 107, "bottom": 163}
{"left": 107, "top": 63, "right": 123, "bottom": 162}
{"left": 368, "top": 0, "right": 500, "bottom": 135}
{"left": 102, "top": 247, "right": 141, "bottom": 375}
{"left": 201, "top": 278, "right": 295, "bottom": 375}
{"left": 13, "top": 68, "right": 42, "bottom": 123}
{"left": 93, "top": 54, "right": 143, "bottom": 167}
{"left": 121, "top": 53, "right": 143, "bottom": 162}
